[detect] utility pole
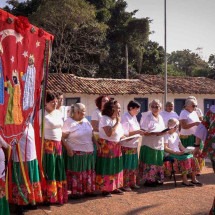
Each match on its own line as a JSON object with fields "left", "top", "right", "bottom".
{"left": 125, "top": 43, "right": 129, "bottom": 79}
{"left": 164, "top": 0, "right": 167, "bottom": 105}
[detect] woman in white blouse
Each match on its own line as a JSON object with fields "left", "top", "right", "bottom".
{"left": 121, "top": 100, "right": 144, "bottom": 191}
{"left": 91, "top": 95, "right": 109, "bottom": 158}
{"left": 160, "top": 101, "right": 179, "bottom": 127}
{"left": 96, "top": 99, "right": 124, "bottom": 197}
{"left": 41, "top": 91, "right": 67, "bottom": 204}
{"left": 179, "top": 98, "right": 200, "bottom": 147}
{"left": 91, "top": 95, "right": 109, "bottom": 135}
{"left": 139, "top": 99, "right": 166, "bottom": 187}
{"left": 179, "top": 98, "right": 203, "bottom": 175}
{"left": 62, "top": 103, "right": 95, "bottom": 198}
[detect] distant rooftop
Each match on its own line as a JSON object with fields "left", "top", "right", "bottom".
{"left": 138, "top": 74, "right": 215, "bottom": 94}
{"left": 47, "top": 73, "right": 215, "bottom": 95}
{"left": 47, "top": 73, "right": 163, "bottom": 95}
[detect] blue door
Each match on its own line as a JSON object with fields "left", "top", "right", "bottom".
{"left": 174, "top": 99, "right": 185, "bottom": 115}
{"left": 134, "top": 98, "right": 148, "bottom": 122}
{"left": 204, "top": 99, "right": 215, "bottom": 114}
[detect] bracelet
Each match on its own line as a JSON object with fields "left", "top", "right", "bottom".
{"left": 193, "top": 143, "right": 200, "bottom": 147}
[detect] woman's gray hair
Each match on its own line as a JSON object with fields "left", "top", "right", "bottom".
{"left": 149, "top": 99, "right": 162, "bottom": 109}
{"left": 187, "top": 96, "right": 197, "bottom": 101}
{"left": 70, "top": 103, "right": 85, "bottom": 117}
{"left": 185, "top": 98, "right": 197, "bottom": 107}
{"left": 165, "top": 101, "right": 174, "bottom": 107}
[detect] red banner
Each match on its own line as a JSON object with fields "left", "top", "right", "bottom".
{"left": 0, "top": 9, "right": 53, "bottom": 145}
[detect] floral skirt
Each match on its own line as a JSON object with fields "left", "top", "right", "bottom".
{"left": 42, "top": 139, "right": 68, "bottom": 204}
{"left": 67, "top": 151, "right": 95, "bottom": 195}
{"left": 11, "top": 159, "right": 43, "bottom": 205}
{"left": 121, "top": 146, "right": 138, "bottom": 187}
{"left": 139, "top": 145, "right": 164, "bottom": 184}
{"left": 164, "top": 156, "right": 200, "bottom": 176}
{"left": 180, "top": 135, "right": 205, "bottom": 173}
{"left": 0, "top": 178, "right": 10, "bottom": 215}
{"left": 96, "top": 138, "right": 123, "bottom": 192}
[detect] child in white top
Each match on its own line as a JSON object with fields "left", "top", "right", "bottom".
{"left": 164, "top": 118, "right": 202, "bottom": 186}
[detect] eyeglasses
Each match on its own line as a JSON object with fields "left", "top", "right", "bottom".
{"left": 192, "top": 105, "right": 197, "bottom": 108}
{"left": 151, "top": 106, "right": 159, "bottom": 109}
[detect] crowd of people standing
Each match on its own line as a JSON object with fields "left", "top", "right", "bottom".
{"left": 0, "top": 92, "right": 214, "bottom": 215}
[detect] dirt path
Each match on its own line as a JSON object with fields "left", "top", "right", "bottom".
{"left": 17, "top": 162, "right": 215, "bottom": 215}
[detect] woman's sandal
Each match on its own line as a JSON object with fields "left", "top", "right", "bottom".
{"left": 122, "top": 187, "right": 132, "bottom": 192}
{"left": 102, "top": 191, "right": 112, "bottom": 197}
{"left": 112, "top": 189, "right": 124, "bottom": 195}
{"left": 191, "top": 181, "right": 203, "bottom": 186}
{"left": 182, "top": 182, "right": 195, "bottom": 187}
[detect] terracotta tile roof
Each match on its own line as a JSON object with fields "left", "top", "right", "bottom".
{"left": 47, "top": 73, "right": 163, "bottom": 95}
{"left": 139, "top": 74, "right": 215, "bottom": 94}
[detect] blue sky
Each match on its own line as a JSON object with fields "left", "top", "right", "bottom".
{"left": 126, "top": 0, "right": 215, "bottom": 60}
{"left": 0, "top": 0, "right": 11, "bottom": 8}
{"left": 1, "top": 0, "right": 215, "bottom": 60}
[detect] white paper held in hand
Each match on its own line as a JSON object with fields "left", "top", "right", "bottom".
{"left": 184, "top": 146, "right": 195, "bottom": 153}
{"left": 120, "top": 134, "right": 140, "bottom": 142}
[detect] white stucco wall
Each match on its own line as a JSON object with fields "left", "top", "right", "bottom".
{"left": 167, "top": 93, "right": 215, "bottom": 113}
{"left": 64, "top": 93, "right": 164, "bottom": 118}
{"left": 64, "top": 93, "right": 215, "bottom": 119}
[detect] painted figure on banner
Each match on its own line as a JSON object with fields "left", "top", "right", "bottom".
{"left": 5, "top": 76, "right": 14, "bottom": 124}
{"left": 5, "top": 70, "right": 23, "bottom": 125}
{"left": 22, "top": 54, "right": 36, "bottom": 110}
{"left": 12, "top": 70, "right": 23, "bottom": 125}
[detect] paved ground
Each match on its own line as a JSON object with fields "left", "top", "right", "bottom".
{"left": 12, "top": 161, "right": 214, "bottom": 215}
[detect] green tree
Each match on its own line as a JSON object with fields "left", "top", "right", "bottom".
{"left": 94, "top": 0, "right": 150, "bottom": 78}
{"left": 86, "top": 0, "right": 114, "bottom": 23}
{"left": 207, "top": 54, "right": 215, "bottom": 79}
{"left": 208, "top": 54, "right": 215, "bottom": 69}
{"left": 5, "top": 0, "right": 42, "bottom": 16}
{"left": 30, "top": 0, "right": 107, "bottom": 76}
{"left": 140, "top": 41, "right": 164, "bottom": 75}
{"left": 168, "top": 49, "right": 209, "bottom": 76}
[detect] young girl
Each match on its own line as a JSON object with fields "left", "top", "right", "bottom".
{"left": 0, "top": 135, "right": 10, "bottom": 215}
{"left": 164, "top": 118, "right": 201, "bottom": 186}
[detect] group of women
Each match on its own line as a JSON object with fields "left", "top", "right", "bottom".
{"left": 0, "top": 92, "right": 214, "bottom": 214}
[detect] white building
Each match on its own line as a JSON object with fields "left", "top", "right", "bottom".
{"left": 47, "top": 73, "right": 215, "bottom": 121}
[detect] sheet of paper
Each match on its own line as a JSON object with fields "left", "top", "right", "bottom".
{"left": 120, "top": 134, "right": 140, "bottom": 142}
